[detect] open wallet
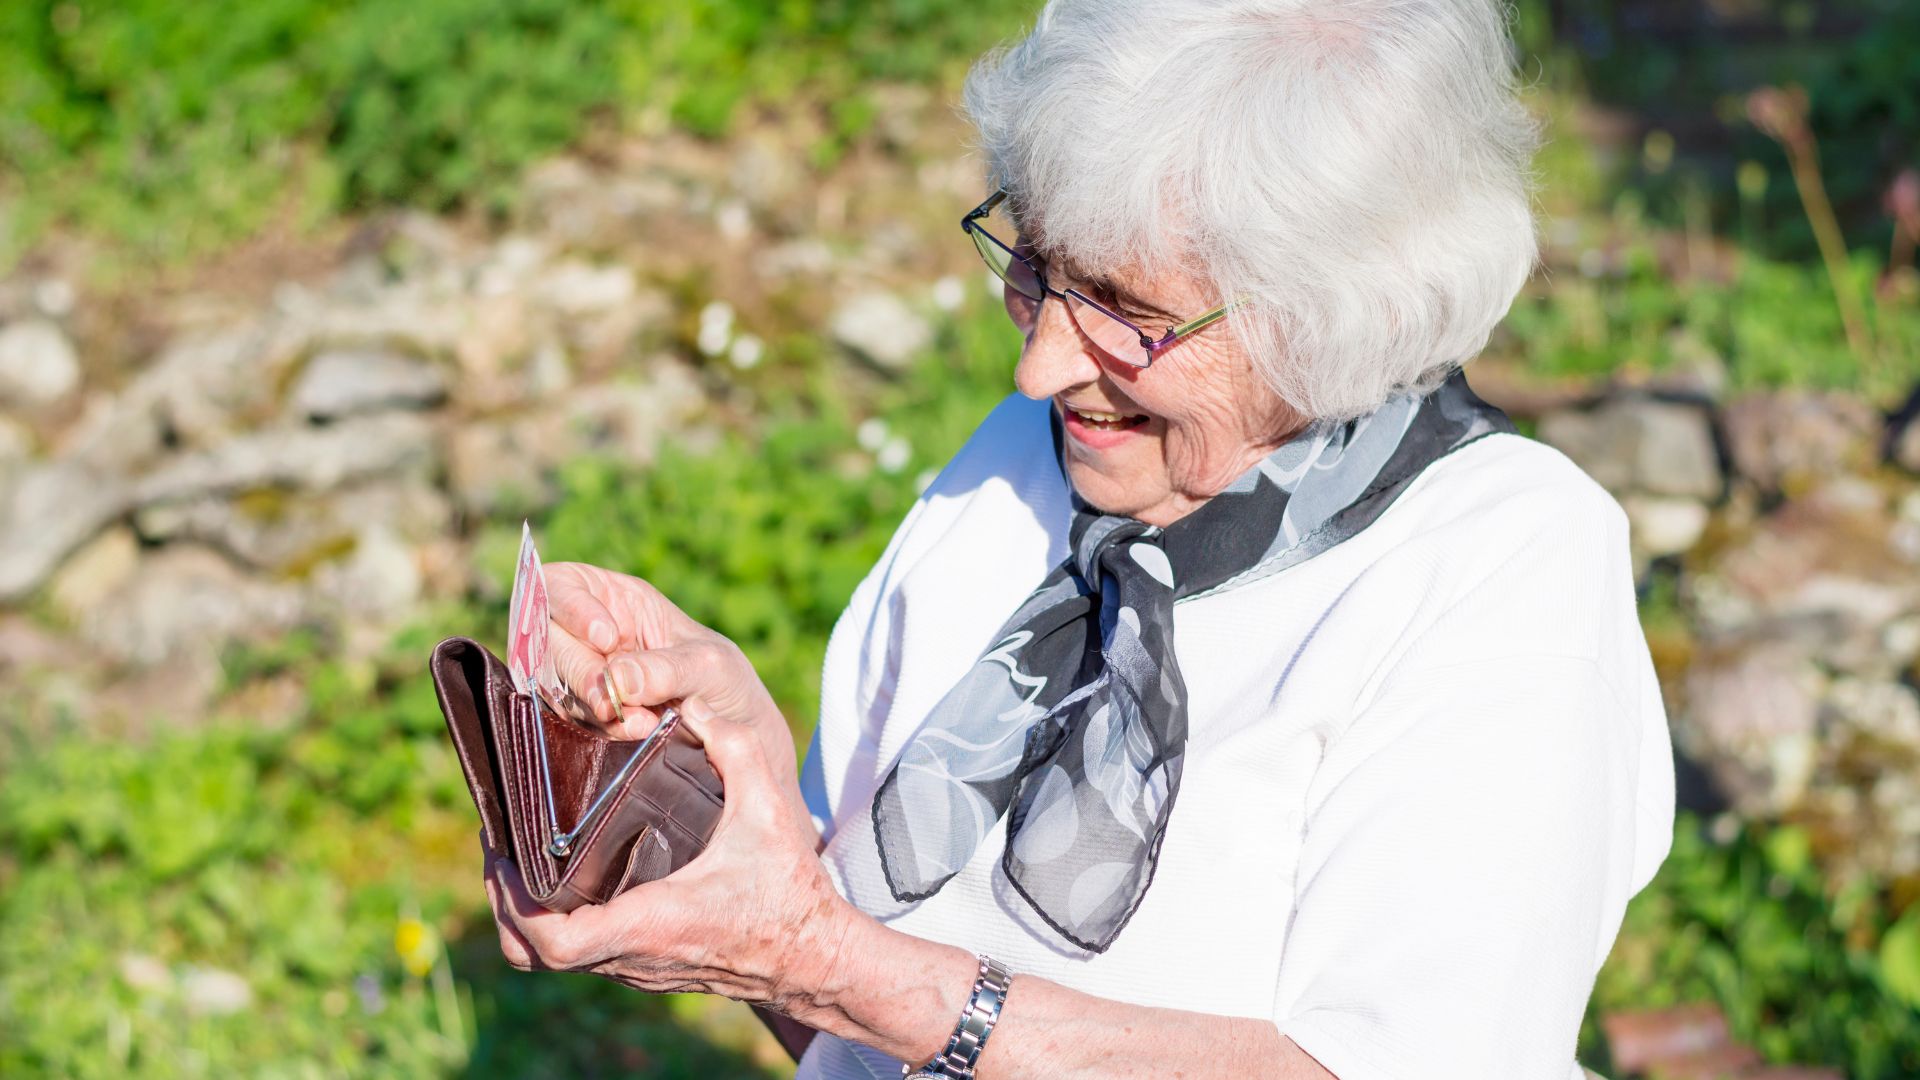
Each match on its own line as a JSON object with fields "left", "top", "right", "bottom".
{"left": 427, "top": 525, "right": 723, "bottom": 913}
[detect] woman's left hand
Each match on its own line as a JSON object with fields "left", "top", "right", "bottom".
{"left": 482, "top": 695, "right": 852, "bottom": 1014}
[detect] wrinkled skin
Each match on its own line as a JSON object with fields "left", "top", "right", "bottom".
{"left": 1010, "top": 252, "right": 1305, "bottom": 526}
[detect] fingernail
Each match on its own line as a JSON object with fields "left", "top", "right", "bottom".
{"left": 588, "top": 620, "right": 616, "bottom": 653}
{"left": 612, "top": 656, "right": 645, "bottom": 701}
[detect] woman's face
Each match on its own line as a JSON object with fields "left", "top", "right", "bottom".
{"left": 1010, "top": 254, "right": 1305, "bottom": 527}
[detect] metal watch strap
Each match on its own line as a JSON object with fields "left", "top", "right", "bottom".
{"left": 904, "top": 954, "right": 1014, "bottom": 1079}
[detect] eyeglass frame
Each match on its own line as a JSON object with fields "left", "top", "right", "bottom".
{"left": 961, "top": 189, "right": 1238, "bottom": 368}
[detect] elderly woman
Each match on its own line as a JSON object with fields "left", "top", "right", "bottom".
{"left": 485, "top": 1, "right": 1676, "bottom": 1077}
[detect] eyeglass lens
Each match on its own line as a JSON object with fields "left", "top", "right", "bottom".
{"left": 969, "top": 226, "right": 1152, "bottom": 367}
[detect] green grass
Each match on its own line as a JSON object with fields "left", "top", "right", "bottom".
{"left": 0, "top": 0, "right": 1043, "bottom": 270}
{"left": 0, "top": 295, "right": 1020, "bottom": 1079}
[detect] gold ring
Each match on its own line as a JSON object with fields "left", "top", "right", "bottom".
{"left": 602, "top": 668, "right": 626, "bottom": 714}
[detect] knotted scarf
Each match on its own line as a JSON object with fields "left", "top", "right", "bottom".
{"left": 870, "top": 369, "right": 1512, "bottom": 952}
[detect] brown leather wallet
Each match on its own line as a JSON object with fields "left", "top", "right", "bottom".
{"left": 430, "top": 636, "right": 724, "bottom": 912}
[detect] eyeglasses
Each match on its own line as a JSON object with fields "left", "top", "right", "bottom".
{"left": 962, "top": 189, "right": 1236, "bottom": 368}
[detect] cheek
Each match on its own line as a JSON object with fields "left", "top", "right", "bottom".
{"left": 1145, "top": 367, "right": 1249, "bottom": 464}
{"left": 1140, "top": 351, "right": 1287, "bottom": 491}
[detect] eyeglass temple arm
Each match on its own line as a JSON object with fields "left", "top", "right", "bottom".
{"left": 963, "top": 189, "right": 1010, "bottom": 230}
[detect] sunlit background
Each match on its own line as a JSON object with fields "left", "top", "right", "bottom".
{"left": 1, "top": 1, "right": 1918, "bottom": 1076}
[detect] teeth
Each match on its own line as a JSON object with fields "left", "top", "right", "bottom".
{"left": 1072, "top": 407, "right": 1135, "bottom": 424}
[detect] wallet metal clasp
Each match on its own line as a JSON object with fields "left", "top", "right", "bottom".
{"left": 532, "top": 694, "right": 681, "bottom": 859}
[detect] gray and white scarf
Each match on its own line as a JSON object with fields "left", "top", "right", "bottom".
{"left": 870, "top": 369, "right": 1512, "bottom": 952}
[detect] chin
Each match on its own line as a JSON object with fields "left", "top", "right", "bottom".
{"left": 1064, "top": 460, "right": 1159, "bottom": 520}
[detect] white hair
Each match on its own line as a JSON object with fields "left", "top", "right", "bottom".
{"left": 962, "top": 0, "right": 1540, "bottom": 419}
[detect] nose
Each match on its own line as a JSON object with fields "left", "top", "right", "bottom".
{"left": 1013, "top": 294, "right": 1103, "bottom": 401}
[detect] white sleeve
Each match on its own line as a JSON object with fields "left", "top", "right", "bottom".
{"left": 1273, "top": 655, "right": 1632, "bottom": 1080}
{"left": 1272, "top": 454, "right": 1671, "bottom": 1080}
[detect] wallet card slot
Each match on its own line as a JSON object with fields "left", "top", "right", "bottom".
{"left": 430, "top": 636, "right": 725, "bottom": 912}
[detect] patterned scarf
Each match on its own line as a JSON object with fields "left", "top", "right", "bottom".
{"left": 869, "top": 370, "right": 1512, "bottom": 952}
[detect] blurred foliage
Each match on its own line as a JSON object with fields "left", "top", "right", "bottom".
{"left": 1538, "top": 0, "right": 1920, "bottom": 261}
{"left": 0, "top": 295, "right": 1018, "bottom": 1078}
{"left": 1586, "top": 817, "right": 1920, "bottom": 1079}
{"left": 1499, "top": 240, "right": 1920, "bottom": 401}
{"left": 0, "top": 618, "right": 785, "bottom": 1078}
{"left": 0, "top": 0, "right": 1039, "bottom": 267}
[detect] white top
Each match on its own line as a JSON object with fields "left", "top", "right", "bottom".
{"left": 795, "top": 394, "right": 1675, "bottom": 1080}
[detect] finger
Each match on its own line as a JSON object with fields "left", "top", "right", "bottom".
{"left": 483, "top": 860, "right": 539, "bottom": 970}
{"left": 489, "top": 855, "right": 580, "bottom": 964}
{"left": 546, "top": 563, "right": 621, "bottom": 653}
{"left": 550, "top": 621, "right": 617, "bottom": 724}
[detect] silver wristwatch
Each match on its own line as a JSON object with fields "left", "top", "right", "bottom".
{"left": 904, "top": 954, "right": 1014, "bottom": 1079}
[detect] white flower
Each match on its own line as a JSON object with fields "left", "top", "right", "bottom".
{"left": 697, "top": 300, "right": 735, "bottom": 357}
{"left": 856, "top": 417, "right": 890, "bottom": 452}
{"left": 932, "top": 275, "right": 965, "bottom": 312}
{"left": 877, "top": 435, "right": 911, "bottom": 474}
{"left": 728, "top": 333, "right": 764, "bottom": 370}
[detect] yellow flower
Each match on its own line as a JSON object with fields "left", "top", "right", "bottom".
{"left": 1642, "top": 130, "right": 1674, "bottom": 176}
{"left": 394, "top": 917, "right": 438, "bottom": 978}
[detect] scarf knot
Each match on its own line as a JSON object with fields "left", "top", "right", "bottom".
{"left": 870, "top": 371, "right": 1511, "bottom": 952}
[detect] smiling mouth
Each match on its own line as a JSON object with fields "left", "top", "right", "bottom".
{"left": 1064, "top": 403, "right": 1148, "bottom": 432}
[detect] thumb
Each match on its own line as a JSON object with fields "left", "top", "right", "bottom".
{"left": 605, "top": 642, "right": 712, "bottom": 712}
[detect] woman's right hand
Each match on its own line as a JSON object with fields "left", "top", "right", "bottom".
{"left": 543, "top": 561, "right": 798, "bottom": 789}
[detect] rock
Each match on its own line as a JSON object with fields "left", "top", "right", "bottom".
{"left": 830, "top": 291, "right": 932, "bottom": 371}
{"left": 447, "top": 420, "right": 560, "bottom": 517}
{"left": 1620, "top": 494, "right": 1711, "bottom": 559}
{"left": 117, "top": 953, "right": 172, "bottom": 996}
{"left": 0, "top": 317, "right": 81, "bottom": 410}
{"left": 561, "top": 360, "right": 705, "bottom": 463}
{"left": 58, "top": 321, "right": 310, "bottom": 469}
{"left": 0, "top": 414, "right": 30, "bottom": 505}
{"left": 757, "top": 239, "right": 835, "bottom": 281}
{"left": 134, "top": 479, "right": 452, "bottom": 575}
{"left": 78, "top": 545, "right": 304, "bottom": 668}
{"left": 0, "top": 414, "right": 28, "bottom": 461}
{"left": 535, "top": 260, "right": 637, "bottom": 317}
{"left": 524, "top": 159, "right": 680, "bottom": 247}
{"left": 1681, "top": 640, "right": 1824, "bottom": 816}
{"left": 1687, "top": 480, "right": 1920, "bottom": 674}
{"left": 180, "top": 966, "right": 252, "bottom": 1017}
{"left": 868, "top": 84, "right": 933, "bottom": 151}
{"left": 1537, "top": 396, "right": 1721, "bottom": 499}
{"left": 134, "top": 413, "right": 438, "bottom": 506}
{"left": 0, "top": 460, "right": 134, "bottom": 604}
{"left": 1721, "top": 391, "right": 1877, "bottom": 495}
{"left": 289, "top": 349, "right": 447, "bottom": 422}
{"left": 1645, "top": 328, "right": 1729, "bottom": 400}
{"left": 309, "top": 524, "right": 421, "bottom": 624}
{"left": 1826, "top": 677, "right": 1920, "bottom": 752}
{"left": 33, "top": 279, "right": 76, "bottom": 319}
{"left": 49, "top": 526, "right": 140, "bottom": 624}
{"left": 728, "top": 135, "right": 802, "bottom": 214}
